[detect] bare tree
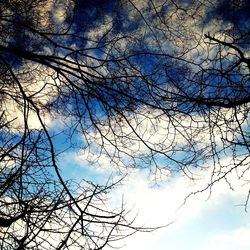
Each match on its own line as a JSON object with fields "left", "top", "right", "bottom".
{"left": 0, "top": 0, "right": 250, "bottom": 248}
{"left": 0, "top": 1, "right": 151, "bottom": 249}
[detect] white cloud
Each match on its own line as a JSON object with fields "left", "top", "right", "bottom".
{"left": 53, "top": 5, "right": 67, "bottom": 23}
{"left": 87, "top": 15, "right": 113, "bottom": 41}
{"left": 104, "top": 165, "right": 250, "bottom": 250}
{"left": 37, "top": 0, "right": 73, "bottom": 28}
{"left": 77, "top": 105, "right": 249, "bottom": 182}
{"left": 1, "top": 63, "right": 62, "bottom": 132}
{"left": 204, "top": 226, "right": 250, "bottom": 250}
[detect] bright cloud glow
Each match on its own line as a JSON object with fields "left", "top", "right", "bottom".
{"left": 61, "top": 146, "right": 250, "bottom": 250}
{"left": 103, "top": 167, "right": 250, "bottom": 250}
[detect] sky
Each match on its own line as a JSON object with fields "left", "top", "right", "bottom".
{"left": 35, "top": 1, "right": 250, "bottom": 249}
{"left": 1, "top": 0, "right": 250, "bottom": 249}
{"left": 114, "top": 172, "right": 250, "bottom": 250}
{"left": 58, "top": 147, "right": 250, "bottom": 250}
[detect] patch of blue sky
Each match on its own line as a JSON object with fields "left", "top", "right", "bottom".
{"left": 49, "top": 120, "right": 118, "bottom": 184}
{"left": 72, "top": 0, "right": 119, "bottom": 32}
{"left": 203, "top": 0, "right": 250, "bottom": 30}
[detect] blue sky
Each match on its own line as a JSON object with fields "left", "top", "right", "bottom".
{"left": 57, "top": 146, "right": 250, "bottom": 250}
{"left": 50, "top": 1, "right": 250, "bottom": 247}
{"left": 2, "top": 0, "right": 249, "bottom": 249}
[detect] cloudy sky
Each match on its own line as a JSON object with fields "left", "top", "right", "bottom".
{"left": 57, "top": 145, "right": 250, "bottom": 250}
{"left": 115, "top": 171, "right": 250, "bottom": 250}
{"left": 1, "top": 0, "right": 249, "bottom": 249}
{"left": 51, "top": 0, "right": 250, "bottom": 248}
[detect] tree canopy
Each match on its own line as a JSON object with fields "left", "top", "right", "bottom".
{"left": 0, "top": 0, "right": 249, "bottom": 249}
